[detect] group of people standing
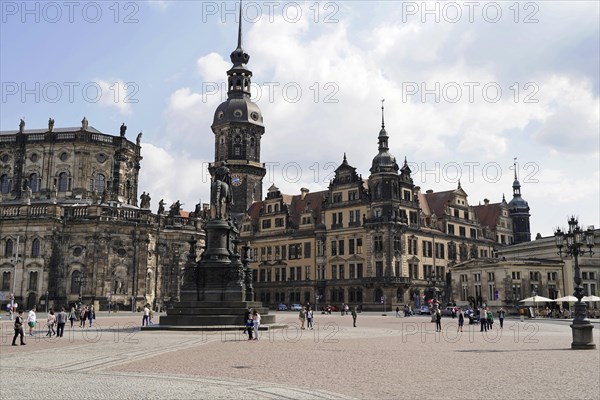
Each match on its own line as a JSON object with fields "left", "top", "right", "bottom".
{"left": 243, "top": 308, "right": 261, "bottom": 340}
{"left": 298, "top": 305, "right": 314, "bottom": 329}
{"left": 11, "top": 304, "right": 97, "bottom": 346}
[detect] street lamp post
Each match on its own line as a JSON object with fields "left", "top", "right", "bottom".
{"left": 555, "top": 217, "right": 596, "bottom": 350}
{"left": 9, "top": 236, "right": 22, "bottom": 320}
{"left": 74, "top": 272, "right": 88, "bottom": 309}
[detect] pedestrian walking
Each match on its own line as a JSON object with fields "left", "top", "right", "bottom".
{"left": 457, "top": 308, "right": 464, "bottom": 332}
{"left": 56, "top": 307, "right": 67, "bottom": 337}
{"left": 149, "top": 308, "right": 154, "bottom": 325}
{"left": 244, "top": 308, "right": 253, "bottom": 340}
{"left": 345, "top": 304, "right": 349, "bottom": 316}
{"left": 142, "top": 304, "right": 150, "bottom": 327}
{"left": 487, "top": 309, "right": 494, "bottom": 330}
{"left": 341, "top": 303, "right": 345, "bottom": 316}
{"left": 435, "top": 308, "right": 442, "bottom": 332}
{"left": 351, "top": 306, "right": 358, "bottom": 327}
{"left": 498, "top": 307, "right": 506, "bottom": 329}
{"left": 26, "top": 306, "right": 37, "bottom": 336}
{"left": 306, "top": 307, "right": 314, "bottom": 329}
{"left": 88, "top": 306, "right": 96, "bottom": 328}
{"left": 252, "top": 310, "right": 261, "bottom": 340}
{"left": 396, "top": 306, "right": 400, "bottom": 318}
{"left": 79, "top": 306, "right": 88, "bottom": 328}
{"left": 46, "top": 309, "right": 56, "bottom": 337}
{"left": 299, "top": 306, "right": 306, "bottom": 329}
{"left": 12, "top": 310, "right": 26, "bottom": 346}
{"left": 479, "top": 308, "right": 488, "bottom": 332}
{"left": 68, "top": 306, "right": 76, "bottom": 328}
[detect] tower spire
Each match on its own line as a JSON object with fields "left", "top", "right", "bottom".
{"left": 381, "top": 98, "right": 385, "bottom": 129}
{"left": 237, "top": 0, "right": 243, "bottom": 50}
{"left": 513, "top": 157, "right": 518, "bottom": 180}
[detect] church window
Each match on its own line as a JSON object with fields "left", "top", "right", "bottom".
{"left": 0, "top": 174, "right": 10, "bottom": 194}
{"left": 57, "top": 172, "right": 69, "bottom": 192}
{"left": 29, "top": 173, "right": 40, "bottom": 192}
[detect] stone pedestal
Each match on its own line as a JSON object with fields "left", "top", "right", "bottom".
{"left": 571, "top": 323, "right": 596, "bottom": 350}
{"left": 144, "top": 214, "right": 277, "bottom": 331}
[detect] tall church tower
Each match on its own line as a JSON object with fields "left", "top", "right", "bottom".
{"left": 210, "top": 2, "right": 265, "bottom": 218}
{"left": 508, "top": 161, "right": 531, "bottom": 243}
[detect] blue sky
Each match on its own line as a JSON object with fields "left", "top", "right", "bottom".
{"left": 1, "top": 0, "right": 599, "bottom": 236}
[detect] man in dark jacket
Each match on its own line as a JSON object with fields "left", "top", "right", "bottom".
{"left": 244, "top": 308, "right": 253, "bottom": 340}
{"left": 56, "top": 307, "right": 68, "bottom": 337}
{"left": 12, "top": 310, "right": 26, "bottom": 346}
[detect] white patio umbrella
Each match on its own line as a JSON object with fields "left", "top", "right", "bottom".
{"left": 555, "top": 295, "right": 579, "bottom": 302}
{"left": 582, "top": 295, "right": 600, "bottom": 302}
{"left": 520, "top": 296, "right": 554, "bottom": 316}
{"left": 520, "top": 295, "right": 554, "bottom": 303}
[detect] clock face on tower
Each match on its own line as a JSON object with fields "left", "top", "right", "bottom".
{"left": 231, "top": 174, "right": 243, "bottom": 187}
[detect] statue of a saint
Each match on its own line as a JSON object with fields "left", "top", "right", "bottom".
{"left": 48, "top": 118, "right": 55, "bottom": 132}
{"left": 120, "top": 123, "right": 127, "bottom": 137}
{"left": 158, "top": 199, "right": 165, "bottom": 215}
{"left": 81, "top": 117, "right": 89, "bottom": 130}
{"left": 136, "top": 131, "right": 142, "bottom": 146}
{"left": 140, "top": 192, "right": 151, "bottom": 209}
{"left": 19, "top": 118, "right": 25, "bottom": 133}
{"left": 169, "top": 200, "right": 181, "bottom": 217}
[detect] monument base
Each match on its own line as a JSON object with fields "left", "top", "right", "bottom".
{"left": 570, "top": 323, "right": 596, "bottom": 350}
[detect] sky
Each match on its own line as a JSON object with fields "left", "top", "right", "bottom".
{"left": 1, "top": 0, "right": 598, "bottom": 237}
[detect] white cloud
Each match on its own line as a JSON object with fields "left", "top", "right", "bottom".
{"left": 94, "top": 79, "right": 135, "bottom": 115}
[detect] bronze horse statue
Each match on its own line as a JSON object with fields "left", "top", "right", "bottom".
{"left": 211, "top": 167, "right": 233, "bottom": 219}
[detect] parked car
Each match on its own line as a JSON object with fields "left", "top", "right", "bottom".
{"left": 290, "top": 304, "right": 303, "bottom": 311}
{"left": 419, "top": 305, "right": 431, "bottom": 315}
{"left": 441, "top": 306, "right": 455, "bottom": 317}
{"left": 464, "top": 308, "right": 480, "bottom": 324}
{"left": 277, "top": 303, "right": 288, "bottom": 311}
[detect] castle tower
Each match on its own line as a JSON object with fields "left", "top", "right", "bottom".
{"left": 508, "top": 160, "right": 531, "bottom": 243}
{"left": 210, "top": 2, "right": 266, "bottom": 218}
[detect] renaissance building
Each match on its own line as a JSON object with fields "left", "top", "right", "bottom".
{"left": 0, "top": 120, "right": 204, "bottom": 311}
{"left": 202, "top": 18, "right": 535, "bottom": 310}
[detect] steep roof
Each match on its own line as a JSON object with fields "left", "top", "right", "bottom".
{"left": 422, "top": 190, "right": 455, "bottom": 217}
{"left": 473, "top": 202, "right": 502, "bottom": 228}
{"left": 245, "top": 190, "right": 327, "bottom": 228}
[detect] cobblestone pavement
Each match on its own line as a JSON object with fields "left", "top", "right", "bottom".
{"left": 0, "top": 312, "right": 598, "bottom": 399}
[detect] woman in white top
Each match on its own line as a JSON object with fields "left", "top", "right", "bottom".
{"left": 252, "top": 310, "right": 261, "bottom": 340}
{"left": 26, "top": 306, "right": 37, "bottom": 336}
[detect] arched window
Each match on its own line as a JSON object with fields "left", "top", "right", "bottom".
{"left": 28, "top": 271, "right": 38, "bottom": 291}
{"left": 31, "top": 239, "right": 40, "bottom": 257}
{"left": 29, "top": 173, "right": 40, "bottom": 192}
{"left": 0, "top": 174, "right": 10, "bottom": 194}
{"left": 2, "top": 271, "right": 10, "bottom": 291}
{"left": 58, "top": 172, "right": 69, "bottom": 192}
{"left": 94, "top": 174, "right": 105, "bottom": 193}
{"left": 267, "top": 205, "right": 272, "bottom": 213}
{"left": 397, "top": 288, "right": 404, "bottom": 302}
{"left": 374, "top": 288, "right": 384, "bottom": 303}
{"left": 275, "top": 204, "right": 280, "bottom": 212}
{"left": 374, "top": 183, "right": 381, "bottom": 200}
{"left": 71, "top": 270, "right": 81, "bottom": 295}
{"left": 5, "top": 239, "right": 13, "bottom": 257}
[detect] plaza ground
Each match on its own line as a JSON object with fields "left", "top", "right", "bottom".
{"left": 0, "top": 311, "right": 598, "bottom": 399}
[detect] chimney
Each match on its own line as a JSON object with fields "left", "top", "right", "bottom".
{"left": 484, "top": 198, "right": 489, "bottom": 205}
{"left": 300, "top": 187, "right": 310, "bottom": 200}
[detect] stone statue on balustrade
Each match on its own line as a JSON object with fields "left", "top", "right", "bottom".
{"left": 157, "top": 199, "right": 165, "bottom": 215}
{"left": 48, "top": 118, "right": 55, "bottom": 132}
{"left": 169, "top": 200, "right": 181, "bottom": 217}
{"left": 210, "top": 166, "right": 233, "bottom": 220}
{"left": 140, "top": 192, "right": 151, "bottom": 209}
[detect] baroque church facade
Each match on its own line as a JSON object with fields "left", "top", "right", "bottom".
{"left": 0, "top": 120, "right": 205, "bottom": 311}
